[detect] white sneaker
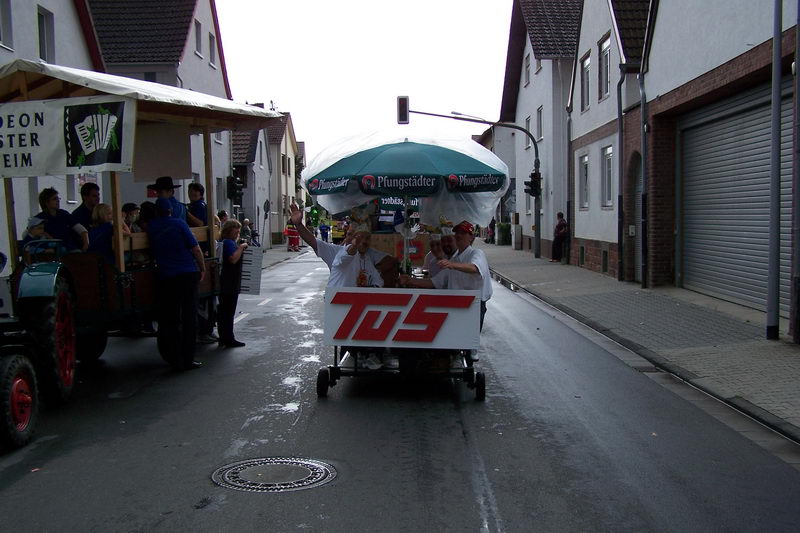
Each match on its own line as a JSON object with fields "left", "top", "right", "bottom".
{"left": 364, "top": 354, "right": 382, "bottom": 370}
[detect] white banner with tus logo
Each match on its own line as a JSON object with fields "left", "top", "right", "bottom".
{"left": 0, "top": 95, "right": 136, "bottom": 178}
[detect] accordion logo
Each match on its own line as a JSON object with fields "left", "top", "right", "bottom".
{"left": 64, "top": 101, "right": 125, "bottom": 168}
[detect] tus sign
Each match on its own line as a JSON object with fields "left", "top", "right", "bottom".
{"left": 323, "top": 287, "right": 481, "bottom": 349}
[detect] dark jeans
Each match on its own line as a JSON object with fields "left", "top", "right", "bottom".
{"left": 217, "top": 292, "right": 240, "bottom": 343}
{"left": 552, "top": 236, "right": 566, "bottom": 261}
{"left": 198, "top": 296, "right": 216, "bottom": 336}
{"left": 157, "top": 272, "right": 199, "bottom": 369}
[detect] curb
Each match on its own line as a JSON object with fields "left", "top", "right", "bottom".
{"left": 490, "top": 268, "right": 800, "bottom": 445}
{"left": 261, "top": 250, "right": 311, "bottom": 271}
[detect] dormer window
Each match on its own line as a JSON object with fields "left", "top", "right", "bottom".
{"left": 194, "top": 20, "right": 202, "bottom": 56}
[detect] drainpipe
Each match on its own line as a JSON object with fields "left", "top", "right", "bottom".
{"left": 638, "top": 72, "right": 648, "bottom": 289}
{"left": 616, "top": 65, "right": 626, "bottom": 281}
{"left": 566, "top": 99, "right": 574, "bottom": 264}
{"left": 792, "top": 0, "right": 800, "bottom": 343}
{"left": 767, "top": 0, "right": 782, "bottom": 340}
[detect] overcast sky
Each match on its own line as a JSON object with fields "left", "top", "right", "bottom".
{"left": 216, "top": 0, "right": 513, "bottom": 163}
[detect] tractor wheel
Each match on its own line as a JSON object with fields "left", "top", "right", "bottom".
{"left": 76, "top": 330, "right": 108, "bottom": 364}
{"left": 0, "top": 353, "right": 39, "bottom": 449}
{"left": 20, "top": 276, "right": 76, "bottom": 405}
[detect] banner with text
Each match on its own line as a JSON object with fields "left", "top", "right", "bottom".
{"left": 0, "top": 95, "right": 136, "bottom": 177}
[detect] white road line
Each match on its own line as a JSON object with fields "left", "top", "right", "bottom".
{"left": 303, "top": 272, "right": 313, "bottom": 277}
{"left": 233, "top": 313, "right": 250, "bottom": 324}
{"left": 257, "top": 298, "right": 272, "bottom": 306}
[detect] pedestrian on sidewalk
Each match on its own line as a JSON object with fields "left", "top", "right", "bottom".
{"left": 487, "top": 217, "right": 496, "bottom": 244}
{"left": 551, "top": 212, "right": 568, "bottom": 263}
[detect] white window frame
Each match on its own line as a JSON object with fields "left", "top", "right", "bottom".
{"left": 0, "top": 0, "right": 13, "bottom": 49}
{"left": 579, "top": 155, "right": 589, "bottom": 209}
{"left": 536, "top": 106, "right": 543, "bottom": 140}
{"left": 194, "top": 20, "right": 202, "bottom": 57}
{"left": 208, "top": 33, "right": 217, "bottom": 67}
{"left": 37, "top": 6, "right": 54, "bottom": 63}
{"left": 601, "top": 145, "right": 613, "bottom": 207}
{"left": 214, "top": 131, "right": 223, "bottom": 144}
{"left": 525, "top": 182, "right": 531, "bottom": 213}
{"left": 599, "top": 37, "right": 611, "bottom": 100}
{"left": 580, "top": 53, "right": 590, "bottom": 112}
{"left": 524, "top": 54, "right": 530, "bottom": 86}
{"left": 525, "top": 116, "right": 531, "bottom": 149}
{"left": 535, "top": 57, "right": 542, "bottom": 73}
{"left": 66, "top": 175, "right": 77, "bottom": 203}
{"left": 259, "top": 141, "right": 264, "bottom": 168}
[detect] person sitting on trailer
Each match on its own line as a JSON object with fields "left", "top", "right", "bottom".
{"left": 186, "top": 182, "right": 208, "bottom": 229}
{"left": 122, "top": 203, "right": 142, "bottom": 233}
{"left": 87, "top": 203, "right": 116, "bottom": 264}
{"left": 147, "top": 176, "right": 187, "bottom": 221}
{"left": 71, "top": 182, "right": 100, "bottom": 230}
{"left": 35, "top": 188, "right": 89, "bottom": 251}
{"left": 400, "top": 220, "right": 492, "bottom": 330}
{"left": 20, "top": 216, "right": 50, "bottom": 247}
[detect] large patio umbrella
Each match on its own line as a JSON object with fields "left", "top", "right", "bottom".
{"left": 302, "top": 130, "right": 509, "bottom": 227}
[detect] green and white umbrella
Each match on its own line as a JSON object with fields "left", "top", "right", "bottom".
{"left": 302, "top": 130, "right": 509, "bottom": 227}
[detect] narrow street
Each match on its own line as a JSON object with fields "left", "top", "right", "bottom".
{"left": 1, "top": 253, "right": 799, "bottom": 532}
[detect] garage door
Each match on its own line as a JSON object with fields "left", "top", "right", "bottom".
{"left": 681, "top": 81, "right": 792, "bottom": 315}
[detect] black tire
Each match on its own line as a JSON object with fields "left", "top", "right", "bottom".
{"left": 20, "top": 276, "right": 76, "bottom": 405}
{"left": 317, "top": 368, "right": 330, "bottom": 398}
{"left": 76, "top": 330, "right": 108, "bottom": 364}
{"left": 0, "top": 353, "right": 39, "bottom": 450}
{"left": 475, "top": 372, "right": 486, "bottom": 401}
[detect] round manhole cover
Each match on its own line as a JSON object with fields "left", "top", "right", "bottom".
{"left": 211, "top": 458, "right": 336, "bottom": 493}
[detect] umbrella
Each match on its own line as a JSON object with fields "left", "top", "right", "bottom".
{"left": 302, "top": 130, "right": 509, "bottom": 227}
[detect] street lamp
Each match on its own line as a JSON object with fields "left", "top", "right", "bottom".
{"left": 398, "top": 98, "right": 543, "bottom": 257}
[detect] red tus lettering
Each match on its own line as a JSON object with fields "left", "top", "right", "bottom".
{"left": 393, "top": 295, "right": 474, "bottom": 342}
{"left": 331, "top": 292, "right": 412, "bottom": 340}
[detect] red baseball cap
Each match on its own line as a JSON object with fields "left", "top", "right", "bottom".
{"left": 454, "top": 221, "right": 474, "bottom": 234}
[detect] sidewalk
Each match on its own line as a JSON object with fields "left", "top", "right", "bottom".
{"left": 476, "top": 240, "right": 800, "bottom": 442}
{"left": 260, "top": 245, "right": 310, "bottom": 270}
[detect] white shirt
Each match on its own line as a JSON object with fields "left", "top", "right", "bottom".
{"left": 422, "top": 251, "right": 442, "bottom": 278}
{"left": 315, "top": 238, "right": 341, "bottom": 268}
{"left": 431, "top": 245, "right": 492, "bottom": 301}
{"left": 329, "top": 249, "right": 385, "bottom": 288}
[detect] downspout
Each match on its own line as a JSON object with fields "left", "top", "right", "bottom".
{"left": 616, "top": 65, "right": 626, "bottom": 281}
{"left": 792, "top": 0, "right": 800, "bottom": 343}
{"left": 566, "top": 102, "right": 573, "bottom": 264}
{"left": 638, "top": 71, "right": 648, "bottom": 289}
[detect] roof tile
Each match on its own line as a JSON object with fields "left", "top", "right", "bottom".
{"left": 519, "top": 0, "right": 582, "bottom": 58}
{"left": 610, "top": 0, "right": 650, "bottom": 64}
{"left": 232, "top": 130, "right": 258, "bottom": 165}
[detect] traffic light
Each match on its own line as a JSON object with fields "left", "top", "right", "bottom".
{"left": 524, "top": 171, "right": 542, "bottom": 197}
{"left": 226, "top": 175, "right": 244, "bottom": 204}
{"left": 397, "top": 96, "right": 409, "bottom": 124}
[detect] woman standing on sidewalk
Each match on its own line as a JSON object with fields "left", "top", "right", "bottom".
{"left": 217, "top": 220, "right": 248, "bottom": 348}
{"left": 551, "top": 212, "right": 568, "bottom": 263}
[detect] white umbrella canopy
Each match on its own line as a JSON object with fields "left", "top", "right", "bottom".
{"left": 302, "top": 129, "right": 509, "bottom": 227}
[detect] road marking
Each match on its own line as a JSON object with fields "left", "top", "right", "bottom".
{"left": 257, "top": 298, "right": 272, "bottom": 306}
{"left": 233, "top": 313, "right": 250, "bottom": 324}
{"left": 303, "top": 272, "right": 313, "bottom": 277}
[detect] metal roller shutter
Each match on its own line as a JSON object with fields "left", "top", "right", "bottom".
{"left": 681, "top": 82, "right": 792, "bottom": 315}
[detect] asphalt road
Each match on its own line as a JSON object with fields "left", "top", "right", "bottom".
{"left": 1, "top": 252, "right": 800, "bottom": 532}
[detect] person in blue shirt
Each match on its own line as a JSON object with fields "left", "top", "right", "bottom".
{"left": 187, "top": 182, "right": 208, "bottom": 227}
{"left": 147, "top": 176, "right": 187, "bottom": 222}
{"left": 319, "top": 222, "right": 330, "bottom": 243}
{"left": 148, "top": 197, "right": 207, "bottom": 370}
{"left": 217, "top": 219, "right": 249, "bottom": 348}
{"left": 87, "top": 203, "right": 115, "bottom": 264}
{"left": 35, "top": 188, "right": 89, "bottom": 251}
{"left": 71, "top": 182, "right": 100, "bottom": 230}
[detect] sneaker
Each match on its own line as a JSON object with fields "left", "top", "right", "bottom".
{"left": 364, "top": 354, "right": 382, "bottom": 370}
{"left": 197, "top": 334, "right": 217, "bottom": 345}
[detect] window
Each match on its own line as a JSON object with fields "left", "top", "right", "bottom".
{"left": 525, "top": 182, "right": 531, "bottom": 212}
{"left": 524, "top": 54, "right": 530, "bottom": 86}
{"left": 281, "top": 154, "right": 287, "bottom": 175}
{"left": 601, "top": 145, "right": 613, "bottom": 207}
{"left": 66, "top": 175, "right": 77, "bottom": 203}
{"left": 535, "top": 57, "right": 542, "bottom": 73}
{"left": 599, "top": 37, "right": 611, "bottom": 100}
{"left": 258, "top": 141, "right": 264, "bottom": 167}
{"left": 208, "top": 33, "right": 216, "bottom": 66}
{"left": 0, "top": 0, "right": 13, "bottom": 48}
{"left": 37, "top": 6, "right": 54, "bottom": 62}
{"left": 194, "top": 20, "right": 202, "bottom": 55}
{"left": 144, "top": 72, "right": 156, "bottom": 82}
{"left": 214, "top": 131, "right": 222, "bottom": 144}
{"left": 536, "top": 106, "right": 543, "bottom": 140}
{"left": 579, "top": 155, "right": 589, "bottom": 208}
{"left": 580, "top": 53, "right": 590, "bottom": 111}
{"left": 525, "top": 116, "right": 531, "bottom": 148}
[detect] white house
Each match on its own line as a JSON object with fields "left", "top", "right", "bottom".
{"left": 266, "top": 113, "right": 301, "bottom": 244}
{"left": 233, "top": 126, "right": 273, "bottom": 248}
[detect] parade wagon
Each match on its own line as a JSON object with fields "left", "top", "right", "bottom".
{"left": 0, "top": 59, "right": 279, "bottom": 449}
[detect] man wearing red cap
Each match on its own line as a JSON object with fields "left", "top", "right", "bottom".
{"left": 401, "top": 220, "right": 492, "bottom": 330}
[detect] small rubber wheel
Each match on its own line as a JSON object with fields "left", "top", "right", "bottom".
{"left": 475, "top": 371, "right": 486, "bottom": 401}
{"left": 0, "top": 353, "right": 39, "bottom": 449}
{"left": 316, "top": 368, "right": 330, "bottom": 398}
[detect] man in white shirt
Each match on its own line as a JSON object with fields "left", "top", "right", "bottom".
{"left": 401, "top": 220, "right": 491, "bottom": 330}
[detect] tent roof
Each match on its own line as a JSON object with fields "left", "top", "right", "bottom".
{"left": 0, "top": 59, "right": 280, "bottom": 132}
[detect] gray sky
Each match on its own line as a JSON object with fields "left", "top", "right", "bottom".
{"left": 216, "top": 0, "right": 513, "bottom": 162}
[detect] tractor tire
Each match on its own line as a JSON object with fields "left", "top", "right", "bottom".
{"left": 0, "top": 353, "right": 39, "bottom": 450}
{"left": 76, "top": 330, "right": 108, "bottom": 364}
{"left": 20, "top": 276, "right": 76, "bottom": 405}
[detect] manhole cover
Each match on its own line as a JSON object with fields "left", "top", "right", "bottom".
{"left": 211, "top": 458, "right": 336, "bottom": 493}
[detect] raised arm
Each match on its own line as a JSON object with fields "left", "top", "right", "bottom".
{"left": 289, "top": 203, "right": 318, "bottom": 252}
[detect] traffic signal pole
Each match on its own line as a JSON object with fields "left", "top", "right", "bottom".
{"left": 405, "top": 108, "right": 543, "bottom": 257}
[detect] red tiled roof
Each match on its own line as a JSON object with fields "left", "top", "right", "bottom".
{"left": 266, "top": 114, "right": 289, "bottom": 144}
{"left": 232, "top": 130, "right": 258, "bottom": 165}
{"left": 87, "top": 0, "right": 196, "bottom": 64}
{"left": 519, "top": 0, "right": 582, "bottom": 59}
{"left": 610, "top": 0, "right": 650, "bottom": 65}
